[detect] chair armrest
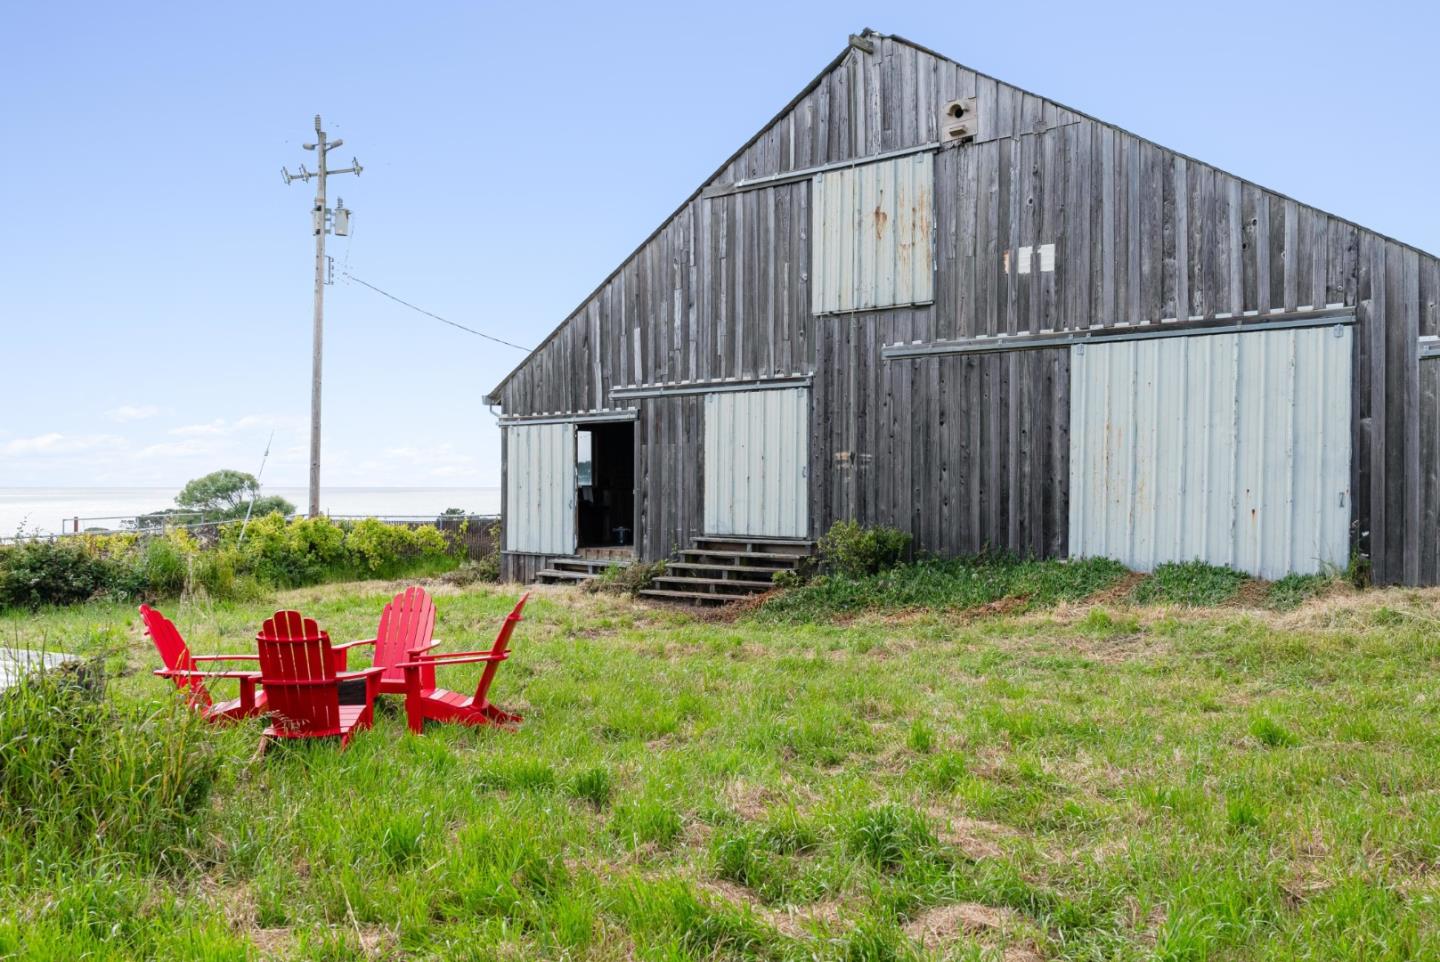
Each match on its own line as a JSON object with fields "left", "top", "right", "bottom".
{"left": 155, "top": 668, "right": 262, "bottom": 680}
{"left": 408, "top": 639, "right": 444, "bottom": 654}
{"left": 189, "top": 653, "right": 261, "bottom": 662}
{"left": 331, "top": 638, "right": 377, "bottom": 651}
{"left": 336, "top": 666, "right": 386, "bottom": 681}
{"left": 398, "top": 651, "right": 506, "bottom": 669}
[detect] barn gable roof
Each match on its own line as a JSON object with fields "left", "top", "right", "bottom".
{"left": 485, "top": 29, "right": 1432, "bottom": 404}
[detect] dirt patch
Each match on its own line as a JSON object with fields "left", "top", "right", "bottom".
{"left": 925, "top": 806, "right": 1020, "bottom": 861}
{"left": 686, "top": 589, "right": 783, "bottom": 622}
{"left": 696, "top": 879, "right": 849, "bottom": 938}
{"left": 1060, "top": 631, "right": 1169, "bottom": 665}
{"left": 249, "top": 927, "right": 293, "bottom": 959}
{"left": 902, "top": 902, "right": 1020, "bottom": 944}
{"left": 724, "top": 778, "right": 778, "bottom": 821}
{"left": 960, "top": 595, "right": 1032, "bottom": 622}
{"left": 1274, "top": 585, "right": 1439, "bottom": 632}
{"left": 1231, "top": 578, "right": 1272, "bottom": 610}
{"left": 1083, "top": 571, "right": 1147, "bottom": 607}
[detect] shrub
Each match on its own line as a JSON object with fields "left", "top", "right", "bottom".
{"left": 227, "top": 514, "right": 348, "bottom": 586}
{"left": 0, "top": 515, "right": 466, "bottom": 611}
{"left": 473, "top": 520, "right": 501, "bottom": 582}
{"left": 136, "top": 530, "right": 196, "bottom": 597}
{"left": 818, "top": 521, "right": 912, "bottom": 578}
{"left": 346, "top": 518, "right": 452, "bottom": 573}
{"left": 587, "top": 560, "right": 666, "bottom": 595}
{"left": 0, "top": 539, "right": 128, "bottom": 608}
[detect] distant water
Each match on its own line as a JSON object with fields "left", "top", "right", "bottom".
{"left": 0, "top": 487, "right": 501, "bottom": 536}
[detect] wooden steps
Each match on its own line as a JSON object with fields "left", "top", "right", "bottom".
{"left": 639, "top": 537, "right": 814, "bottom": 607}
{"left": 535, "top": 556, "right": 626, "bottom": 586}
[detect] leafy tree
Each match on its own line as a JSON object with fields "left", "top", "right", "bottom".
{"left": 174, "top": 470, "right": 294, "bottom": 521}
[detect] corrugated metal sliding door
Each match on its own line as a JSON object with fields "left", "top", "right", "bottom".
{"left": 811, "top": 154, "right": 933, "bottom": 314}
{"left": 1069, "top": 325, "right": 1352, "bottom": 579}
{"left": 504, "top": 423, "right": 576, "bottom": 555}
{"left": 704, "top": 388, "right": 809, "bottom": 538}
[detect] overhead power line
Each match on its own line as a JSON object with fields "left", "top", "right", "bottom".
{"left": 342, "top": 271, "right": 532, "bottom": 351}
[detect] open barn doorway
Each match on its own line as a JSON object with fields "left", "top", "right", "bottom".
{"left": 576, "top": 422, "right": 635, "bottom": 554}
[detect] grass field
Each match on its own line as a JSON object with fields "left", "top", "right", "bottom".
{"left": 2, "top": 563, "right": 1438, "bottom": 961}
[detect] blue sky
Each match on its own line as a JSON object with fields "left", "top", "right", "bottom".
{"left": 2, "top": 0, "right": 1435, "bottom": 489}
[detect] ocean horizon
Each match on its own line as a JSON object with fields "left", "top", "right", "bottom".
{"left": 0, "top": 485, "right": 502, "bottom": 536}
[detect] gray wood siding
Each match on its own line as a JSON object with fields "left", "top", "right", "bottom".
{"left": 491, "top": 33, "right": 1439, "bottom": 585}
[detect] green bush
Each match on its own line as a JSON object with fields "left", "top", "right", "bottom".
{"left": 137, "top": 531, "right": 190, "bottom": 597}
{"left": 346, "top": 517, "right": 451, "bottom": 573}
{"left": 0, "top": 539, "right": 131, "bottom": 609}
{"left": 817, "top": 521, "right": 912, "bottom": 578}
{"left": 0, "top": 514, "right": 468, "bottom": 611}
{"left": 587, "top": 560, "right": 666, "bottom": 595}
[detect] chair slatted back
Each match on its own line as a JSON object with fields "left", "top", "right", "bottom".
{"left": 473, "top": 593, "right": 529, "bottom": 704}
{"left": 257, "top": 610, "right": 340, "bottom": 736}
{"left": 140, "top": 604, "right": 211, "bottom": 709}
{"left": 375, "top": 586, "right": 436, "bottom": 689}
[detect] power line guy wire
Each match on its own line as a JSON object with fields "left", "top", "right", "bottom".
{"left": 342, "top": 271, "right": 532, "bottom": 351}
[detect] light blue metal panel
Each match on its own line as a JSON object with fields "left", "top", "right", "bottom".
{"left": 1069, "top": 325, "right": 1351, "bottom": 579}
{"left": 504, "top": 422, "right": 575, "bottom": 555}
{"left": 704, "top": 387, "right": 809, "bottom": 537}
{"left": 811, "top": 154, "right": 934, "bottom": 314}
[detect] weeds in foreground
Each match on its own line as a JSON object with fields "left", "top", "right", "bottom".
{"left": 0, "top": 660, "right": 218, "bottom": 872}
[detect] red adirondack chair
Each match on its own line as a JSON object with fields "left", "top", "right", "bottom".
{"left": 256, "top": 610, "right": 384, "bottom": 749}
{"left": 140, "top": 604, "right": 267, "bottom": 721}
{"left": 398, "top": 593, "right": 529, "bottom": 734}
{"left": 330, "top": 585, "right": 441, "bottom": 695}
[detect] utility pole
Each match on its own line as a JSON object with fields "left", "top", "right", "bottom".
{"left": 282, "top": 115, "right": 361, "bottom": 517}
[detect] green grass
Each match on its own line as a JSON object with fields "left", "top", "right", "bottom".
{"left": 755, "top": 554, "right": 1130, "bottom": 622}
{"left": 1, "top": 573, "right": 1438, "bottom": 960}
{"left": 1131, "top": 560, "right": 1250, "bottom": 606}
{"left": 1266, "top": 573, "right": 1338, "bottom": 611}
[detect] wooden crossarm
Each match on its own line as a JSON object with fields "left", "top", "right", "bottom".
{"left": 188, "top": 653, "right": 261, "bottom": 662}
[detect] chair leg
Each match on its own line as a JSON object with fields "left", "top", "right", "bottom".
{"left": 476, "top": 703, "right": 522, "bottom": 726}
{"left": 402, "top": 665, "right": 426, "bottom": 735}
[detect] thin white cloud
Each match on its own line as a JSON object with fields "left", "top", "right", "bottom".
{"left": 169, "top": 420, "right": 228, "bottom": 437}
{"left": 3, "top": 433, "right": 126, "bottom": 456}
{"left": 167, "top": 415, "right": 304, "bottom": 438}
{"left": 137, "top": 439, "right": 220, "bottom": 458}
{"left": 106, "top": 404, "right": 163, "bottom": 423}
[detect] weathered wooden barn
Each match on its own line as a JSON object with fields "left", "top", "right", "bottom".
{"left": 487, "top": 30, "right": 1440, "bottom": 594}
